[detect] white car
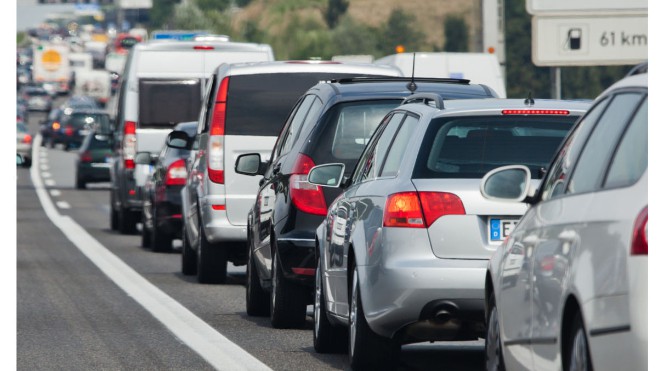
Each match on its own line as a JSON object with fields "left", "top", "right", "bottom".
{"left": 481, "top": 71, "right": 647, "bottom": 371}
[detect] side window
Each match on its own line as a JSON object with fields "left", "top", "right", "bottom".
{"left": 281, "top": 95, "right": 318, "bottom": 155}
{"left": 380, "top": 115, "right": 418, "bottom": 177}
{"left": 541, "top": 97, "right": 609, "bottom": 200}
{"left": 603, "top": 97, "right": 647, "bottom": 189}
{"left": 353, "top": 113, "right": 405, "bottom": 184}
{"left": 198, "top": 75, "right": 217, "bottom": 134}
{"left": 567, "top": 92, "right": 644, "bottom": 195}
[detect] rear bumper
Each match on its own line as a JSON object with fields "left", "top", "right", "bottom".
{"left": 275, "top": 232, "right": 316, "bottom": 288}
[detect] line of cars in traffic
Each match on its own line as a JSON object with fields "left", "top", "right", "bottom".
{"left": 36, "top": 34, "right": 645, "bottom": 371}
{"left": 120, "top": 57, "right": 647, "bottom": 370}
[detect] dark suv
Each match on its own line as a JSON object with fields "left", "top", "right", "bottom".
{"left": 51, "top": 108, "right": 112, "bottom": 150}
{"left": 234, "top": 77, "right": 499, "bottom": 328}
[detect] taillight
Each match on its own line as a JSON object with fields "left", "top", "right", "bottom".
{"left": 52, "top": 121, "right": 60, "bottom": 130}
{"left": 22, "top": 134, "right": 32, "bottom": 144}
{"left": 418, "top": 192, "right": 465, "bottom": 226}
{"left": 383, "top": 191, "right": 465, "bottom": 228}
{"left": 290, "top": 154, "right": 327, "bottom": 216}
{"left": 165, "top": 159, "right": 187, "bottom": 186}
{"left": 193, "top": 45, "right": 214, "bottom": 50}
{"left": 123, "top": 121, "right": 136, "bottom": 169}
{"left": 207, "top": 77, "right": 229, "bottom": 184}
{"left": 631, "top": 206, "right": 648, "bottom": 255}
{"left": 64, "top": 125, "right": 74, "bottom": 136}
{"left": 80, "top": 151, "right": 93, "bottom": 163}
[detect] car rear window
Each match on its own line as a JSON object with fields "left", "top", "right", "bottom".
{"left": 413, "top": 115, "right": 579, "bottom": 179}
{"left": 308, "top": 100, "right": 401, "bottom": 166}
{"left": 68, "top": 113, "right": 112, "bottom": 132}
{"left": 139, "top": 79, "right": 201, "bottom": 128}
{"left": 224, "top": 73, "right": 387, "bottom": 136}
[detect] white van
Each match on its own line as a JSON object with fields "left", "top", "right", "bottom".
{"left": 374, "top": 52, "right": 506, "bottom": 97}
{"left": 110, "top": 40, "right": 275, "bottom": 234}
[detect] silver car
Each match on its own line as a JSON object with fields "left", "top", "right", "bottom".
{"left": 309, "top": 96, "right": 590, "bottom": 369}
{"left": 482, "top": 73, "right": 647, "bottom": 371}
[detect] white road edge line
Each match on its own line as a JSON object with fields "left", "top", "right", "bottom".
{"left": 29, "top": 135, "right": 272, "bottom": 371}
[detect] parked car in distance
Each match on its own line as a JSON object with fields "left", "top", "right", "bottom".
{"left": 75, "top": 131, "right": 113, "bottom": 189}
{"left": 180, "top": 60, "right": 404, "bottom": 285}
{"left": 482, "top": 73, "right": 647, "bottom": 371}
{"left": 139, "top": 121, "right": 197, "bottom": 252}
{"left": 17, "top": 122, "right": 33, "bottom": 168}
{"left": 50, "top": 108, "right": 112, "bottom": 151}
{"left": 235, "top": 76, "right": 500, "bottom": 329}
{"left": 309, "top": 95, "right": 590, "bottom": 370}
{"left": 21, "top": 85, "right": 53, "bottom": 112}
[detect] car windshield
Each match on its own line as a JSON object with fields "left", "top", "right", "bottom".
{"left": 413, "top": 115, "right": 579, "bottom": 179}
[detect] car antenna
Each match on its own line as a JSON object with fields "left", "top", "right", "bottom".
{"left": 407, "top": 52, "right": 417, "bottom": 93}
{"left": 524, "top": 91, "right": 535, "bottom": 105}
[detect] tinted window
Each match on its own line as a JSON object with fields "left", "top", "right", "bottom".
{"left": 540, "top": 98, "right": 609, "bottom": 200}
{"left": 380, "top": 115, "right": 418, "bottom": 177}
{"left": 139, "top": 79, "right": 201, "bottom": 127}
{"left": 353, "top": 113, "right": 404, "bottom": 184}
{"left": 67, "top": 114, "right": 111, "bottom": 132}
{"left": 414, "top": 115, "right": 578, "bottom": 179}
{"left": 567, "top": 93, "right": 643, "bottom": 195}
{"left": 224, "top": 73, "right": 386, "bottom": 136}
{"left": 603, "top": 97, "right": 647, "bottom": 189}
{"left": 281, "top": 95, "right": 317, "bottom": 154}
{"left": 87, "top": 135, "right": 112, "bottom": 150}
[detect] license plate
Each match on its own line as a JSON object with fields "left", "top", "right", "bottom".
{"left": 489, "top": 218, "right": 519, "bottom": 241}
{"left": 80, "top": 129, "right": 90, "bottom": 136}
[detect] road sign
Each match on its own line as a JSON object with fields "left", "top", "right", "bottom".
{"left": 527, "top": 0, "right": 646, "bottom": 15}
{"left": 532, "top": 14, "right": 648, "bottom": 66}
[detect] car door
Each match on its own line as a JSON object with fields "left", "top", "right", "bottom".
{"left": 529, "top": 91, "right": 646, "bottom": 371}
{"left": 325, "top": 112, "right": 406, "bottom": 318}
{"left": 184, "top": 75, "right": 216, "bottom": 246}
{"left": 252, "top": 94, "right": 321, "bottom": 279}
{"left": 496, "top": 97, "right": 610, "bottom": 371}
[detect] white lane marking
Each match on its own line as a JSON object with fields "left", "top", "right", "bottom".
{"left": 44, "top": 179, "right": 56, "bottom": 187}
{"left": 56, "top": 201, "right": 71, "bottom": 209}
{"left": 40, "top": 151, "right": 48, "bottom": 157}
{"left": 40, "top": 164, "right": 49, "bottom": 171}
{"left": 29, "top": 135, "right": 272, "bottom": 371}
{"left": 49, "top": 190, "right": 61, "bottom": 197}
{"left": 42, "top": 172, "right": 52, "bottom": 178}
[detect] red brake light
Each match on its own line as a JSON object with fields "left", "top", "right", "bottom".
{"left": 52, "top": 122, "right": 60, "bottom": 130}
{"left": 631, "top": 206, "right": 648, "bottom": 255}
{"left": 165, "top": 159, "right": 188, "bottom": 186}
{"left": 207, "top": 77, "right": 229, "bottom": 184}
{"left": 64, "top": 125, "right": 74, "bottom": 136}
{"left": 290, "top": 154, "right": 327, "bottom": 216}
{"left": 193, "top": 45, "right": 214, "bottom": 50}
{"left": 384, "top": 192, "right": 425, "bottom": 228}
{"left": 80, "top": 151, "right": 93, "bottom": 163}
{"left": 123, "top": 121, "right": 137, "bottom": 169}
{"left": 384, "top": 191, "right": 465, "bottom": 228}
{"left": 418, "top": 192, "right": 466, "bottom": 227}
{"left": 502, "top": 109, "right": 570, "bottom": 115}
{"left": 22, "top": 134, "right": 32, "bottom": 144}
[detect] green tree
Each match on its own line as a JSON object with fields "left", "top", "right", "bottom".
{"left": 194, "top": 0, "right": 231, "bottom": 13}
{"left": 330, "top": 16, "right": 380, "bottom": 56}
{"left": 149, "top": 0, "right": 179, "bottom": 29}
{"left": 443, "top": 15, "right": 468, "bottom": 52}
{"left": 325, "top": 0, "right": 349, "bottom": 29}
{"left": 378, "top": 8, "right": 425, "bottom": 55}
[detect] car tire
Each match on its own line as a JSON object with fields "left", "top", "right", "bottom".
{"left": 566, "top": 312, "right": 592, "bottom": 371}
{"left": 150, "top": 208, "right": 172, "bottom": 253}
{"left": 75, "top": 173, "right": 86, "bottom": 190}
{"left": 181, "top": 224, "right": 197, "bottom": 276}
{"left": 246, "top": 246, "right": 270, "bottom": 317}
{"left": 314, "top": 256, "right": 347, "bottom": 353}
{"left": 270, "top": 247, "right": 307, "bottom": 329}
{"left": 118, "top": 206, "right": 137, "bottom": 234}
{"left": 349, "top": 265, "right": 399, "bottom": 371}
{"left": 196, "top": 222, "right": 227, "bottom": 284}
{"left": 485, "top": 294, "right": 506, "bottom": 371}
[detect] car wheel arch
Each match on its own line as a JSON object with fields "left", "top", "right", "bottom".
{"left": 561, "top": 294, "right": 586, "bottom": 369}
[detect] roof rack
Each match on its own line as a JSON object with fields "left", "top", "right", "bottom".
{"left": 331, "top": 77, "right": 471, "bottom": 85}
{"left": 401, "top": 93, "right": 445, "bottom": 109}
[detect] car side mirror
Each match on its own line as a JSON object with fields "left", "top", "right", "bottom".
{"left": 235, "top": 153, "right": 266, "bottom": 176}
{"left": 134, "top": 151, "right": 152, "bottom": 165}
{"left": 166, "top": 130, "right": 192, "bottom": 150}
{"left": 480, "top": 165, "right": 535, "bottom": 202}
{"left": 308, "top": 163, "right": 346, "bottom": 188}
